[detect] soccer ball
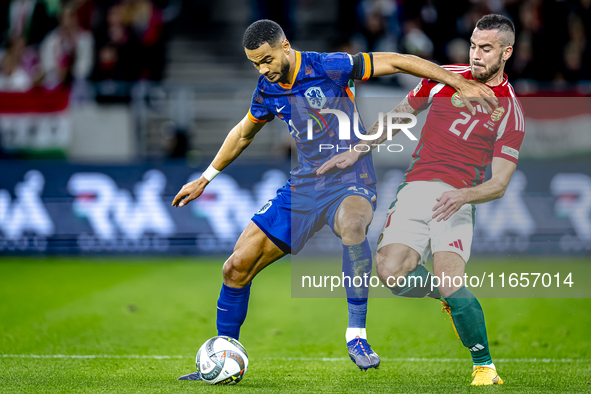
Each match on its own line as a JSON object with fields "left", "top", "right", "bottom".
{"left": 196, "top": 336, "right": 249, "bottom": 385}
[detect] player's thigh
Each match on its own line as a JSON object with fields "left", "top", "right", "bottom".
{"left": 333, "top": 195, "right": 374, "bottom": 239}
{"left": 223, "top": 221, "right": 286, "bottom": 287}
{"left": 375, "top": 243, "right": 421, "bottom": 284}
{"left": 433, "top": 251, "right": 466, "bottom": 297}
{"left": 377, "top": 188, "right": 432, "bottom": 266}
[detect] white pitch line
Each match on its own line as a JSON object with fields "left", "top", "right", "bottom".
{"left": 0, "top": 355, "right": 184, "bottom": 359}
{"left": 264, "top": 357, "right": 591, "bottom": 363}
{"left": 1, "top": 355, "right": 589, "bottom": 363}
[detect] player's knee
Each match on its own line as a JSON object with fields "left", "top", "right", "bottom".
{"left": 376, "top": 248, "right": 397, "bottom": 283}
{"left": 338, "top": 214, "right": 368, "bottom": 243}
{"left": 222, "top": 253, "right": 253, "bottom": 287}
{"left": 376, "top": 248, "right": 415, "bottom": 285}
{"left": 376, "top": 262, "right": 393, "bottom": 285}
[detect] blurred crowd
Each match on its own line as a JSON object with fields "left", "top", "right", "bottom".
{"left": 335, "top": 0, "right": 591, "bottom": 87}
{"left": 0, "top": 0, "right": 170, "bottom": 97}
{"left": 1, "top": 0, "right": 590, "bottom": 97}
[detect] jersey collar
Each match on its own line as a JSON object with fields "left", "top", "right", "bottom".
{"left": 279, "top": 50, "right": 301, "bottom": 90}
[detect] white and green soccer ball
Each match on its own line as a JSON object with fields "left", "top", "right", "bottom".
{"left": 196, "top": 336, "right": 249, "bottom": 385}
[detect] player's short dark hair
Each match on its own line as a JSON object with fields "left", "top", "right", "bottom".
{"left": 243, "top": 19, "right": 285, "bottom": 50}
{"left": 475, "top": 14, "right": 515, "bottom": 46}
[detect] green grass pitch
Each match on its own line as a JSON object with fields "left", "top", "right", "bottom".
{"left": 1, "top": 257, "right": 590, "bottom": 393}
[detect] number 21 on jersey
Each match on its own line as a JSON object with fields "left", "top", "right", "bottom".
{"left": 449, "top": 112, "right": 479, "bottom": 141}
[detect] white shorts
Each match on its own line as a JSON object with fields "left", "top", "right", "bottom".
{"left": 377, "top": 181, "right": 475, "bottom": 264}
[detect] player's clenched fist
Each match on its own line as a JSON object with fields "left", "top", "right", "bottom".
{"left": 172, "top": 178, "right": 209, "bottom": 207}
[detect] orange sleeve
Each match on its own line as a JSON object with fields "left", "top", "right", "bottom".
{"left": 361, "top": 53, "right": 372, "bottom": 81}
{"left": 247, "top": 109, "right": 267, "bottom": 124}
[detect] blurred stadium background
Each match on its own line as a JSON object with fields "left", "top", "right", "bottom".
{"left": 0, "top": 0, "right": 590, "bottom": 257}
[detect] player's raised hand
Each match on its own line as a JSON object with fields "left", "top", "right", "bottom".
{"left": 432, "top": 189, "right": 468, "bottom": 222}
{"left": 316, "top": 150, "right": 361, "bottom": 175}
{"left": 455, "top": 79, "right": 498, "bottom": 115}
{"left": 172, "top": 178, "right": 209, "bottom": 207}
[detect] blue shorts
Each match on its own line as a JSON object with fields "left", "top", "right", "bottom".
{"left": 251, "top": 181, "right": 377, "bottom": 254}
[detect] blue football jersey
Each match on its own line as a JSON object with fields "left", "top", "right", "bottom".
{"left": 248, "top": 51, "right": 377, "bottom": 191}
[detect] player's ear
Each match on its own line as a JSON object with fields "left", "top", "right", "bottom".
{"left": 502, "top": 46, "right": 513, "bottom": 62}
{"left": 282, "top": 39, "right": 290, "bottom": 54}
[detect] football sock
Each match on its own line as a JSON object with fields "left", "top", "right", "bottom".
{"left": 216, "top": 283, "right": 251, "bottom": 340}
{"left": 346, "top": 327, "right": 367, "bottom": 342}
{"left": 444, "top": 286, "right": 492, "bottom": 365}
{"left": 342, "top": 240, "right": 372, "bottom": 332}
{"left": 389, "top": 265, "right": 441, "bottom": 299}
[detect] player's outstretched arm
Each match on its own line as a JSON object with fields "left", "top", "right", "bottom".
{"left": 316, "top": 97, "right": 422, "bottom": 175}
{"left": 371, "top": 52, "right": 498, "bottom": 115}
{"left": 432, "top": 157, "right": 517, "bottom": 221}
{"left": 172, "top": 115, "right": 265, "bottom": 207}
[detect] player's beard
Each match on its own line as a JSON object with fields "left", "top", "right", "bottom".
{"left": 277, "top": 57, "right": 291, "bottom": 84}
{"left": 472, "top": 53, "right": 503, "bottom": 83}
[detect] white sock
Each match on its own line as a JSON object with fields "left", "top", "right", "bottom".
{"left": 346, "top": 327, "right": 367, "bottom": 342}
{"left": 474, "top": 362, "right": 495, "bottom": 370}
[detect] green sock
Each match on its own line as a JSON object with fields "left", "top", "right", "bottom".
{"left": 444, "top": 286, "right": 492, "bottom": 365}
{"left": 389, "top": 265, "right": 441, "bottom": 299}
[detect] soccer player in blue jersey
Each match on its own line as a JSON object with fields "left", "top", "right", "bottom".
{"left": 173, "top": 19, "right": 495, "bottom": 380}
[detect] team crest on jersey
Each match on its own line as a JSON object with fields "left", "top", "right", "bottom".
{"left": 490, "top": 106, "right": 505, "bottom": 121}
{"left": 305, "top": 87, "right": 326, "bottom": 109}
{"left": 451, "top": 92, "right": 465, "bottom": 108}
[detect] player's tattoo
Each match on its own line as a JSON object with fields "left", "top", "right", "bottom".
{"left": 355, "top": 96, "right": 423, "bottom": 156}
